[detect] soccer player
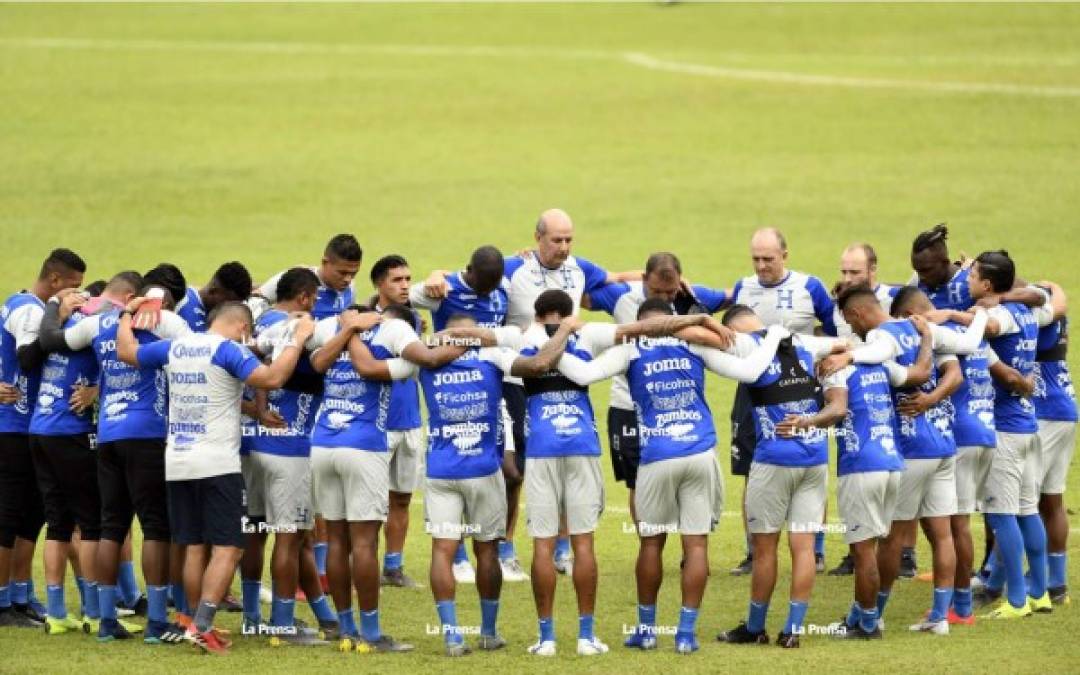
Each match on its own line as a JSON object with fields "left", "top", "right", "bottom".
{"left": 911, "top": 224, "right": 974, "bottom": 312}
{"left": 558, "top": 299, "right": 787, "bottom": 654}
{"left": 0, "top": 249, "right": 85, "bottom": 629}
{"left": 716, "top": 306, "right": 846, "bottom": 649}
{"left": 255, "top": 234, "right": 361, "bottom": 320}
{"left": 832, "top": 243, "right": 900, "bottom": 339}
{"left": 175, "top": 261, "right": 253, "bottom": 332}
{"left": 307, "top": 304, "right": 461, "bottom": 652}
{"left": 118, "top": 299, "right": 313, "bottom": 654}
{"left": 1030, "top": 282, "right": 1075, "bottom": 605}
{"left": 585, "top": 252, "right": 729, "bottom": 524}
{"left": 728, "top": 228, "right": 836, "bottom": 574}
{"left": 367, "top": 255, "right": 425, "bottom": 588}
{"left": 37, "top": 273, "right": 191, "bottom": 641}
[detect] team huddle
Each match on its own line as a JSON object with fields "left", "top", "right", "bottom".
{"left": 0, "top": 212, "right": 1073, "bottom": 657}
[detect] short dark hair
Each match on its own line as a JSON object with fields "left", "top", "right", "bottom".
{"left": 637, "top": 297, "right": 673, "bottom": 319}
{"left": 370, "top": 255, "right": 409, "bottom": 286}
{"left": 837, "top": 283, "right": 879, "bottom": 312}
{"left": 382, "top": 303, "right": 413, "bottom": 324}
{"left": 912, "top": 223, "right": 949, "bottom": 255}
{"left": 974, "top": 250, "right": 1016, "bottom": 293}
{"left": 210, "top": 261, "right": 253, "bottom": 301}
{"left": 276, "top": 267, "right": 320, "bottom": 302}
{"left": 325, "top": 234, "right": 363, "bottom": 263}
{"left": 721, "top": 304, "right": 756, "bottom": 327}
{"left": 144, "top": 263, "right": 187, "bottom": 306}
{"left": 84, "top": 280, "right": 107, "bottom": 297}
{"left": 39, "top": 248, "right": 87, "bottom": 279}
{"left": 890, "top": 286, "right": 924, "bottom": 318}
{"left": 534, "top": 289, "right": 573, "bottom": 319}
{"left": 107, "top": 270, "right": 144, "bottom": 297}
{"left": 644, "top": 252, "right": 682, "bottom": 281}
{"left": 208, "top": 300, "right": 253, "bottom": 327}
{"left": 468, "top": 246, "right": 505, "bottom": 291}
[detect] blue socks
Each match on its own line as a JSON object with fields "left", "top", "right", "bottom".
{"left": 538, "top": 616, "right": 555, "bottom": 642}
{"left": 858, "top": 606, "right": 879, "bottom": 633}
{"left": 555, "top": 537, "right": 571, "bottom": 560}
{"left": 677, "top": 606, "right": 698, "bottom": 636}
{"left": 987, "top": 513, "right": 1027, "bottom": 608}
{"left": 118, "top": 560, "right": 140, "bottom": 607}
{"left": 147, "top": 585, "right": 168, "bottom": 624}
{"left": 953, "top": 588, "right": 973, "bottom": 618}
{"left": 1048, "top": 552, "right": 1067, "bottom": 590}
{"left": 337, "top": 609, "right": 358, "bottom": 638}
{"left": 497, "top": 540, "right": 515, "bottom": 562}
{"left": 47, "top": 584, "right": 66, "bottom": 619}
{"left": 929, "top": 587, "right": 953, "bottom": 623}
{"left": 783, "top": 601, "right": 808, "bottom": 635}
{"left": 436, "top": 600, "right": 460, "bottom": 645}
{"left": 0, "top": 585, "right": 10, "bottom": 609}
{"left": 270, "top": 597, "right": 295, "bottom": 628}
{"left": 1018, "top": 513, "right": 1048, "bottom": 598}
{"left": 360, "top": 609, "right": 380, "bottom": 641}
{"left": 84, "top": 581, "right": 100, "bottom": 619}
{"left": 383, "top": 551, "right": 403, "bottom": 572}
{"left": 876, "top": 590, "right": 891, "bottom": 617}
{"left": 10, "top": 581, "right": 28, "bottom": 606}
{"left": 480, "top": 598, "right": 499, "bottom": 637}
{"left": 75, "top": 576, "right": 88, "bottom": 615}
{"left": 313, "top": 542, "right": 328, "bottom": 576}
{"left": 845, "top": 601, "right": 859, "bottom": 628}
{"left": 454, "top": 542, "right": 470, "bottom": 564}
{"left": 747, "top": 600, "right": 768, "bottom": 633}
{"left": 579, "top": 614, "right": 595, "bottom": 640}
{"left": 309, "top": 595, "right": 336, "bottom": 623}
{"left": 814, "top": 531, "right": 825, "bottom": 557}
{"left": 170, "top": 582, "right": 189, "bottom": 615}
{"left": 637, "top": 603, "right": 657, "bottom": 632}
{"left": 98, "top": 585, "right": 118, "bottom": 622}
{"left": 241, "top": 579, "right": 262, "bottom": 623}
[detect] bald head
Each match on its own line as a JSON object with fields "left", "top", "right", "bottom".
{"left": 208, "top": 300, "right": 255, "bottom": 343}
{"left": 840, "top": 242, "right": 879, "bottom": 288}
{"left": 535, "top": 208, "right": 575, "bottom": 268}
{"left": 750, "top": 227, "right": 788, "bottom": 285}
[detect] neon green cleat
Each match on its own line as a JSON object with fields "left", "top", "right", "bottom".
{"left": 44, "top": 616, "right": 83, "bottom": 635}
{"left": 981, "top": 600, "right": 1033, "bottom": 620}
{"left": 81, "top": 616, "right": 99, "bottom": 635}
{"left": 119, "top": 617, "right": 144, "bottom": 633}
{"left": 1028, "top": 592, "right": 1053, "bottom": 614}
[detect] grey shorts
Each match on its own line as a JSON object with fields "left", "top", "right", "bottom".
{"left": 838, "top": 471, "right": 901, "bottom": 544}
{"left": 983, "top": 432, "right": 1040, "bottom": 515}
{"left": 387, "top": 427, "right": 425, "bottom": 494}
{"left": 745, "top": 462, "right": 827, "bottom": 535}
{"left": 310, "top": 446, "right": 389, "bottom": 522}
{"left": 524, "top": 456, "right": 604, "bottom": 538}
{"left": 955, "top": 446, "right": 992, "bottom": 515}
{"left": 252, "top": 453, "right": 314, "bottom": 531}
{"left": 241, "top": 454, "right": 264, "bottom": 518}
{"left": 636, "top": 451, "right": 724, "bottom": 537}
{"left": 894, "top": 456, "right": 957, "bottom": 521}
{"left": 424, "top": 471, "right": 507, "bottom": 542}
{"left": 1037, "top": 420, "right": 1075, "bottom": 495}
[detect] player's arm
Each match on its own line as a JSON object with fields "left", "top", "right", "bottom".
{"left": 346, "top": 335, "right": 422, "bottom": 381}
{"left": 900, "top": 316, "right": 934, "bottom": 387}
{"left": 509, "top": 318, "right": 578, "bottom": 378}
{"left": 926, "top": 308, "right": 988, "bottom": 354}
{"left": 777, "top": 385, "right": 848, "bottom": 438}
{"left": 816, "top": 330, "right": 893, "bottom": 377}
{"left": 555, "top": 343, "right": 631, "bottom": 386}
{"left": 1042, "top": 281, "right": 1068, "bottom": 320}
{"left": 929, "top": 306, "right": 1003, "bottom": 338}
{"left": 897, "top": 357, "right": 962, "bottom": 417}
{"left": 399, "top": 340, "right": 468, "bottom": 370}
{"left": 38, "top": 292, "right": 93, "bottom": 353}
{"left": 435, "top": 325, "right": 521, "bottom": 349}
{"left": 808, "top": 276, "right": 838, "bottom": 337}
{"left": 421, "top": 270, "right": 453, "bottom": 300}
{"left": 117, "top": 298, "right": 150, "bottom": 367}
{"left": 245, "top": 316, "right": 315, "bottom": 390}
{"left": 13, "top": 298, "right": 56, "bottom": 373}
{"left": 989, "top": 360, "right": 1034, "bottom": 396}
{"left": 309, "top": 311, "right": 381, "bottom": 373}
{"left": 606, "top": 270, "right": 644, "bottom": 284}
{"left": 690, "top": 324, "right": 786, "bottom": 383}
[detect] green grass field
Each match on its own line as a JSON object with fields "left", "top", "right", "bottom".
{"left": 2, "top": 3, "right": 1080, "bottom": 673}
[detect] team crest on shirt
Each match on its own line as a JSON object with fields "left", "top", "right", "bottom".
{"left": 325, "top": 412, "right": 354, "bottom": 429}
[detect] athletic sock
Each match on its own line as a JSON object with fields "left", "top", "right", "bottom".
{"left": 579, "top": 614, "right": 595, "bottom": 640}
{"left": 538, "top": 616, "right": 554, "bottom": 643}
{"left": 747, "top": 600, "right": 768, "bottom": 633}
{"left": 555, "top": 537, "right": 571, "bottom": 559}
{"left": 98, "top": 585, "right": 118, "bottom": 622}
{"left": 383, "top": 551, "right": 403, "bottom": 572}
{"left": 313, "top": 542, "right": 328, "bottom": 576}
{"left": 929, "top": 587, "right": 953, "bottom": 623}
{"left": 147, "top": 585, "right": 168, "bottom": 624}
{"left": 270, "top": 597, "right": 295, "bottom": 628}
{"left": 677, "top": 607, "right": 698, "bottom": 635}
{"left": 308, "top": 595, "right": 336, "bottom": 623}
{"left": 497, "top": 540, "right": 515, "bottom": 562}
{"left": 987, "top": 513, "right": 1027, "bottom": 608}
{"left": 1048, "top": 552, "right": 1068, "bottom": 590}
{"left": 170, "top": 582, "right": 189, "bottom": 615}
{"left": 241, "top": 579, "right": 262, "bottom": 623}
{"left": 858, "top": 606, "right": 879, "bottom": 633}
{"left": 876, "top": 590, "right": 891, "bottom": 617}
{"left": 454, "top": 542, "right": 470, "bottom": 564}
{"left": 193, "top": 600, "right": 217, "bottom": 634}
{"left": 845, "top": 601, "right": 859, "bottom": 628}
{"left": 46, "top": 584, "right": 66, "bottom": 619}
{"left": 814, "top": 531, "right": 825, "bottom": 557}
{"left": 783, "top": 601, "right": 808, "bottom": 635}
{"left": 0, "top": 585, "right": 10, "bottom": 610}
{"left": 637, "top": 603, "right": 657, "bottom": 633}
{"left": 75, "top": 576, "right": 89, "bottom": 615}
{"left": 1018, "top": 513, "right": 1048, "bottom": 598}
{"left": 84, "top": 581, "right": 100, "bottom": 619}
{"left": 337, "top": 609, "right": 358, "bottom": 638}
{"left": 118, "top": 560, "right": 140, "bottom": 607}
{"left": 952, "top": 588, "right": 973, "bottom": 618}
{"left": 436, "top": 600, "right": 461, "bottom": 645}
{"left": 480, "top": 598, "right": 499, "bottom": 636}
{"left": 359, "top": 609, "right": 380, "bottom": 642}
{"left": 10, "top": 581, "right": 28, "bottom": 606}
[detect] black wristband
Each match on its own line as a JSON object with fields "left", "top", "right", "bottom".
{"left": 120, "top": 309, "right": 134, "bottom": 317}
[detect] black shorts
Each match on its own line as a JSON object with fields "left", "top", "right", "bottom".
{"left": 98, "top": 439, "right": 170, "bottom": 543}
{"left": 607, "top": 407, "right": 641, "bottom": 489}
{"left": 502, "top": 382, "right": 527, "bottom": 475}
{"left": 31, "top": 433, "right": 101, "bottom": 541}
{"left": 730, "top": 383, "right": 756, "bottom": 477}
{"left": 167, "top": 473, "right": 245, "bottom": 548}
{"left": 0, "top": 433, "right": 44, "bottom": 547}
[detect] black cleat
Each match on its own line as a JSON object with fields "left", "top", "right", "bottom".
{"left": 899, "top": 549, "right": 917, "bottom": 579}
{"left": 119, "top": 594, "right": 149, "bottom": 617}
{"left": 12, "top": 603, "right": 46, "bottom": 624}
{"left": 828, "top": 554, "right": 855, "bottom": 576}
{"left": 776, "top": 631, "right": 799, "bottom": 649}
{"left": 973, "top": 587, "right": 1002, "bottom": 609}
{"left": 0, "top": 607, "right": 42, "bottom": 628}
{"left": 1049, "top": 586, "right": 1071, "bottom": 606}
{"left": 729, "top": 555, "right": 753, "bottom": 576}
{"left": 717, "top": 622, "right": 769, "bottom": 645}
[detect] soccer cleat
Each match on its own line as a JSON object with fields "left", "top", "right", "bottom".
{"left": 452, "top": 560, "right": 476, "bottom": 584}
{"left": 12, "top": 603, "right": 45, "bottom": 624}
{"left": 717, "top": 622, "right": 769, "bottom": 645}
{"left": 624, "top": 627, "right": 658, "bottom": 650}
{"left": 42, "top": 615, "right": 82, "bottom": 634}
{"left": 476, "top": 634, "right": 508, "bottom": 651}
{"left": 1028, "top": 592, "right": 1053, "bottom": 614}
{"left": 946, "top": 609, "right": 975, "bottom": 626}
{"left": 969, "top": 574, "right": 986, "bottom": 592}
{"left": 815, "top": 554, "right": 826, "bottom": 574}
{"left": 357, "top": 634, "right": 414, "bottom": 653}
{"left": 833, "top": 623, "right": 882, "bottom": 640}
{"left": 27, "top": 594, "right": 48, "bottom": 620}
{"left": 526, "top": 639, "right": 557, "bottom": 656}
{"left": 899, "top": 552, "right": 917, "bottom": 579}
{"left": 981, "top": 600, "right": 1033, "bottom": 620}
{"left": 0, "top": 607, "right": 42, "bottom": 628}
{"left": 97, "top": 618, "right": 135, "bottom": 642}
{"left": 828, "top": 554, "right": 854, "bottom": 576}
{"left": 268, "top": 631, "right": 330, "bottom": 647}
{"left": 909, "top": 618, "right": 949, "bottom": 635}
{"left": 119, "top": 594, "right": 148, "bottom": 617}
{"left": 500, "top": 557, "right": 530, "bottom": 582}
{"left": 730, "top": 554, "right": 753, "bottom": 576}
{"left": 444, "top": 640, "right": 472, "bottom": 657}
{"left": 220, "top": 594, "right": 242, "bottom": 613}
{"left": 317, "top": 619, "right": 341, "bottom": 641}
{"left": 674, "top": 632, "right": 699, "bottom": 654}
{"left": 259, "top": 587, "right": 273, "bottom": 605}
{"left": 775, "top": 632, "right": 799, "bottom": 648}
{"left": 554, "top": 552, "right": 574, "bottom": 576}
{"left": 144, "top": 619, "right": 185, "bottom": 645}
{"left": 380, "top": 568, "right": 420, "bottom": 588}
{"left": 81, "top": 616, "right": 99, "bottom": 635}
{"left": 191, "top": 629, "right": 230, "bottom": 654}
{"left": 972, "top": 588, "right": 1002, "bottom": 609}
{"left": 1049, "top": 586, "right": 1071, "bottom": 606}
{"left": 577, "top": 636, "right": 610, "bottom": 655}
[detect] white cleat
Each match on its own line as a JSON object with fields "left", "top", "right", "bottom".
{"left": 500, "top": 558, "right": 530, "bottom": 582}
{"left": 554, "top": 554, "right": 574, "bottom": 576}
{"left": 526, "top": 639, "right": 557, "bottom": 657}
{"left": 908, "top": 619, "right": 949, "bottom": 635}
{"left": 577, "top": 636, "right": 609, "bottom": 655}
{"left": 259, "top": 587, "right": 273, "bottom": 604}
{"left": 877, "top": 617, "right": 886, "bottom": 632}
{"left": 452, "top": 561, "right": 476, "bottom": 584}
{"left": 969, "top": 575, "right": 986, "bottom": 592}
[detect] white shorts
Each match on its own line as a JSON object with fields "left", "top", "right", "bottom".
{"left": 1037, "top": 420, "right": 1075, "bottom": 495}
{"left": 424, "top": 471, "right": 507, "bottom": 542}
{"left": 636, "top": 451, "right": 724, "bottom": 537}
{"left": 241, "top": 454, "right": 265, "bottom": 518}
{"left": 982, "top": 432, "right": 1031, "bottom": 515}
{"left": 311, "top": 447, "right": 389, "bottom": 522}
{"left": 955, "top": 446, "right": 992, "bottom": 515}
{"left": 524, "top": 456, "right": 605, "bottom": 538}
{"left": 838, "top": 471, "right": 900, "bottom": 544}
{"left": 387, "top": 427, "right": 425, "bottom": 494}
{"left": 894, "top": 456, "right": 957, "bottom": 521}
{"left": 745, "top": 462, "right": 826, "bottom": 535}
{"left": 252, "top": 453, "right": 314, "bottom": 531}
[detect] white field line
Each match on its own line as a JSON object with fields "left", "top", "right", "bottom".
{"left": 3, "top": 36, "right": 1080, "bottom": 99}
